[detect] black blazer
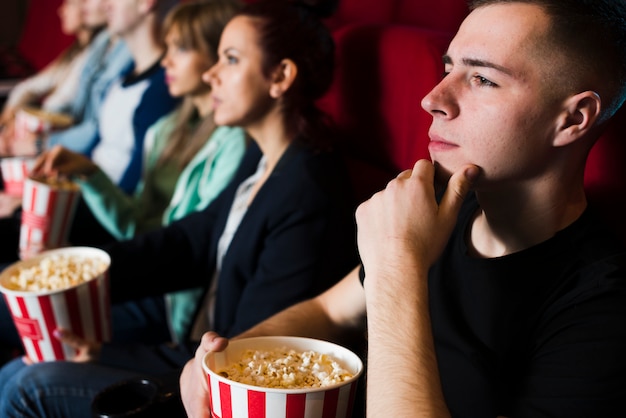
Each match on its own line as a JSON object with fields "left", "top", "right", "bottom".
{"left": 106, "top": 141, "right": 358, "bottom": 339}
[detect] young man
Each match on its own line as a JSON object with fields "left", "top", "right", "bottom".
{"left": 54, "top": 0, "right": 180, "bottom": 248}
{"left": 82, "top": 0, "right": 179, "bottom": 194}
{"left": 43, "top": 0, "right": 133, "bottom": 155}
{"left": 182, "top": 0, "right": 626, "bottom": 416}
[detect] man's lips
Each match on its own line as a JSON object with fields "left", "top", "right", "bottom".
{"left": 428, "top": 134, "right": 458, "bottom": 151}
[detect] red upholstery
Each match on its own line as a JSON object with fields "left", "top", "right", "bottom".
{"left": 318, "top": 24, "right": 452, "bottom": 203}
{"left": 585, "top": 106, "right": 626, "bottom": 240}
{"left": 17, "top": 0, "right": 73, "bottom": 70}
{"left": 393, "top": 0, "right": 469, "bottom": 33}
{"left": 323, "top": 0, "right": 395, "bottom": 31}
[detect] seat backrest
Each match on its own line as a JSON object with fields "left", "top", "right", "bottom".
{"left": 323, "top": 0, "right": 395, "bottom": 31}
{"left": 584, "top": 106, "right": 626, "bottom": 241}
{"left": 393, "top": 0, "right": 469, "bottom": 34}
{"left": 17, "top": 0, "right": 73, "bottom": 70}
{"left": 318, "top": 23, "right": 452, "bottom": 203}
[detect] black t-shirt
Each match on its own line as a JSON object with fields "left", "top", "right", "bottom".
{"left": 360, "top": 195, "right": 626, "bottom": 416}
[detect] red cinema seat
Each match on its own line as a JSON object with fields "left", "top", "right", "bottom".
{"left": 323, "top": 0, "right": 395, "bottom": 30}
{"left": 584, "top": 105, "right": 626, "bottom": 241}
{"left": 393, "top": 0, "right": 469, "bottom": 34}
{"left": 17, "top": 0, "right": 73, "bottom": 70}
{"left": 318, "top": 24, "right": 452, "bottom": 203}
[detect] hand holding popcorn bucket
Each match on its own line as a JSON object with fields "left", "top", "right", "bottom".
{"left": 0, "top": 247, "right": 111, "bottom": 363}
{"left": 19, "top": 176, "right": 81, "bottom": 259}
{"left": 14, "top": 107, "right": 73, "bottom": 144}
{"left": 203, "top": 336, "right": 364, "bottom": 418}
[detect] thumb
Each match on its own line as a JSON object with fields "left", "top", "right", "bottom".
{"left": 439, "top": 164, "right": 479, "bottom": 219}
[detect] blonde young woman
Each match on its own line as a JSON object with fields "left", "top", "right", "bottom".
{"left": 31, "top": 0, "right": 247, "bottom": 343}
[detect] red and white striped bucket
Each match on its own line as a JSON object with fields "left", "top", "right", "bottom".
{"left": 14, "top": 108, "right": 52, "bottom": 141}
{"left": 0, "top": 247, "right": 111, "bottom": 362}
{"left": 203, "top": 336, "right": 364, "bottom": 418}
{"left": 19, "top": 177, "right": 80, "bottom": 258}
{"left": 0, "top": 157, "right": 36, "bottom": 196}
{"left": 13, "top": 107, "right": 73, "bottom": 142}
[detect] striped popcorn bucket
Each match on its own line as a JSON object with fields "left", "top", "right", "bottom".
{"left": 19, "top": 177, "right": 80, "bottom": 258}
{"left": 203, "top": 336, "right": 364, "bottom": 418}
{"left": 0, "top": 247, "right": 111, "bottom": 362}
{"left": 13, "top": 107, "right": 73, "bottom": 142}
{"left": 0, "top": 157, "right": 36, "bottom": 196}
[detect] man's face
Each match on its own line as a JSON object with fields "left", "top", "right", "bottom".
{"left": 104, "top": 0, "right": 145, "bottom": 37}
{"left": 82, "top": 0, "right": 108, "bottom": 28}
{"left": 421, "top": 3, "right": 567, "bottom": 190}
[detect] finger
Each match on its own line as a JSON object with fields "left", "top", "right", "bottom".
{"left": 199, "top": 332, "right": 229, "bottom": 354}
{"left": 41, "top": 145, "right": 66, "bottom": 175}
{"left": 31, "top": 151, "right": 49, "bottom": 174}
{"left": 409, "top": 159, "right": 435, "bottom": 179}
{"left": 53, "top": 328, "right": 85, "bottom": 348}
{"left": 439, "top": 164, "right": 479, "bottom": 219}
{"left": 396, "top": 168, "right": 412, "bottom": 179}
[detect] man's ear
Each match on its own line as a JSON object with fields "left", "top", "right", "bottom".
{"left": 553, "top": 91, "right": 601, "bottom": 147}
{"left": 269, "top": 59, "right": 298, "bottom": 99}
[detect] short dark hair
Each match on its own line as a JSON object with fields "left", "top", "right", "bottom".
{"left": 470, "top": 0, "right": 626, "bottom": 123}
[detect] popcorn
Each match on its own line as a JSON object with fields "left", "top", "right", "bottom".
{"left": 218, "top": 347, "right": 354, "bottom": 389}
{"left": 29, "top": 175, "right": 79, "bottom": 190}
{"left": 5, "top": 253, "right": 108, "bottom": 292}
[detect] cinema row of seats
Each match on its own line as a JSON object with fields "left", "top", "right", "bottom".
{"left": 11, "top": 0, "right": 626, "bottom": 240}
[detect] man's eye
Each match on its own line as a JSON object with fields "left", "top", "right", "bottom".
{"left": 473, "top": 75, "right": 497, "bottom": 87}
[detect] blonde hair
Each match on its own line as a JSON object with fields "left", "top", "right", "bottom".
{"left": 158, "top": 0, "right": 241, "bottom": 168}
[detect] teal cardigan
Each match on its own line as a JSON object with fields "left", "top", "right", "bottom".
{"left": 79, "top": 112, "right": 246, "bottom": 240}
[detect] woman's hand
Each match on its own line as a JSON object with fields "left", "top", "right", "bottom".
{"left": 181, "top": 332, "right": 229, "bottom": 418}
{"left": 53, "top": 328, "right": 102, "bottom": 363}
{"left": 32, "top": 145, "right": 98, "bottom": 178}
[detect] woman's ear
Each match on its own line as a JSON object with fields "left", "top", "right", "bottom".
{"left": 269, "top": 59, "right": 298, "bottom": 99}
{"left": 553, "top": 91, "right": 601, "bottom": 147}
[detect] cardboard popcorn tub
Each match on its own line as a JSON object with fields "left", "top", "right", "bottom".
{"left": 19, "top": 176, "right": 80, "bottom": 258}
{"left": 203, "top": 336, "right": 364, "bottom": 418}
{"left": 14, "top": 107, "right": 73, "bottom": 141}
{"left": 0, "top": 157, "right": 36, "bottom": 196}
{"left": 0, "top": 247, "right": 111, "bottom": 362}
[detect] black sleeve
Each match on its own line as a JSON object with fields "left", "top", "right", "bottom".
{"left": 104, "top": 198, "right": 222, "bottom": 303}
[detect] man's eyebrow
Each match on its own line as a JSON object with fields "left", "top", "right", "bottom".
{"left": 442, "top": 54, "right": 514, "bottom": 76}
